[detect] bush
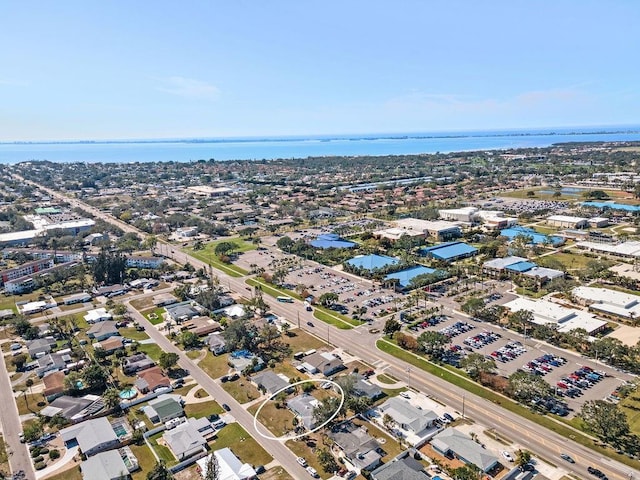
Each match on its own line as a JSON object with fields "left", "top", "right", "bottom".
{"left": 30, "top": 447, "right": 41, "bottom": 457}
{"left": 33, "top": 456, "right": 44, "bottom": 463}
{"left": 34, "top": 462, "right": 46, "bottom": 470}
{"left": 49, "top": 449, "right": 60, "bottom": 460}
{"left": 39, "top": 448, "right": 49, "bottom": 455}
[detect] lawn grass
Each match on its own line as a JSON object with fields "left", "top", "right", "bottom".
{"left": 282, "top": 330, "right": 326, "bottom": 353}
{"left": 141, "top": 307, "right": 165, "bottom": 325}
{"left": 272, "top": 359, "right": 308, "bottom": 381}
{"left": 15, "top": 391, "right": 45, "bottom": 415}
{"left": 0, "top": 435, "right": 8, "bottom": 476}
{"left": 221, "top": 379, "right": 261, "bottom": 404}
{"left": 45, "top": 466, "right": 83, "bottom": 480}
{"left": 148, "top": 432, "right": 177, "bottom": 465}
{"left": 130, "top": 444, "right": 158, "bottom": 480}
{"left": 186, "top": 350, "right": 202, "bottom": 360}
{"left": 538, "top": 251, "right": 596, "bottom": 271}
{"left": 376, "top": 373, "right": 399, "bottom": 384}
{"left": 313, "top": 309, "right": 356, "bottom": 329}
{"left": 184, "top": 400, "right": 223, "bottom": 419}
{"left": 119, "top": 327, "right": 151, "bottom": 341}
{"left": 286, "top": 434, "right": 329, "bottom": 479}
{"left": 620, "top": 393, "right": 640, "bottom": 437}
{"left": 198, "top": 352, "right": 231, "bottom": 379}
{"left": 261, "top": 466, "right": 294, "bottom": 480}
{"left": 377, "top": 338, "right": 640, "bottom": 470}
{"left": 185, "top": 238, "right": 253, "bottom": 277}
{"left": 137, "top": 343, "right": 163, "bottom": 362}
{"left": 248, "top": 401, "right": 296, "bottom": 437}
{"left": 352, "top": 417, "right": 403, "bottom": 461}
{"left": 212, "top": 423, "right": 272, "bottom": 466}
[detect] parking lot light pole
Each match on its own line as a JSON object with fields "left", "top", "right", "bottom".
{"left": 406, "top": 366, "right": 412, "bottom": 390}
{"left": 462, "top": 393, "right": 466, "bottom": 419}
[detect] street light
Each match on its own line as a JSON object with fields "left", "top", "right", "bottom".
{"left": 462, "top": 393, "right": 466, "bottom": 419}
{"left": 406, "top": 366, "right": 412, "bottom": 390}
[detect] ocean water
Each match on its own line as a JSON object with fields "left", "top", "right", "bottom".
{"left": 1, "top": 127, "right": 639, "bottom": 164}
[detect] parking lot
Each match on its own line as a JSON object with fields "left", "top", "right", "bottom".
{"left": 407, "top": 312, "right": 627, "bottom": 416}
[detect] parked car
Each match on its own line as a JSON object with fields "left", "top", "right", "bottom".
{"left": 306, "top": 466, "right": 319, "bottom": 478}
{"left": 296, "top": 457, "right": 308, "bottom": 467}
{"left": 501, "top": 451, "right": 514, "bottom": 463}
{"left": 222, "top": 403, "right": 231, "bottom": 411}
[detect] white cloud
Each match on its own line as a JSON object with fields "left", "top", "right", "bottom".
{"left": 156, "top": 76, "right": 220, "bottom": 100}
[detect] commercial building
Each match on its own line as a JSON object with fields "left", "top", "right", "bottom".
{"left": 394, "top": 218, "right": 462, "bottom": 241}
{"left": 572, "top": 286, "right": 640, "bottom": 321}
{"left": 482, "top": 256, "right": 564, "bottom": 284}
{"left": 576, "top": 240, "right": 640, "bottom": 259}
{"left": 475, "top": 210, "right": 518, "bottom": 230}
{"left": 546, "top": 215, "right": 589, "bottom": 229}
{"left": 420, "top": 242, "right": 478, "bottom": 262}
{"left": 503, "top": 297, "right": 608, "bottom": 336}
{"left": 439, "top": 206, "right": 478, "bottom": 223}
{"left": 0, "top": 258, "right": 53, "bottom": 285}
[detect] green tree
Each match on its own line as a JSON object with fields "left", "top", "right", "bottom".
{"left": 103, "top": 388, "right": 122, "bottom": 410}
{"left": 460, "top": 353, "right": 496, "bottom": 380}
{"left": 222, "top": 318, "right": 259, "bottom": 352}
{"left": 203, "top": 453, "right": 220, "bottom": 480}
{"left": 461, "top": 297, "right": 485, "bottom": 317}
{"left": 416, "top": 331, "right": 450, "bottom": 359}
{"left": 318, "top": 292, "right": 339, "bottom": 307}
{"left": 83, "top": 363, "right": 109, "bottom": 390}
{"left": 317, "top": 448, "right": 339, "bottom": 474}
{"left": 452, "top": 464, "right": 481, "bottom": 480}
{"left": 507, "top": 370, "right": 551, "bottom": 403}
{"left": 214, "top": 241, "right": 238, "bottom": 256}
{"left": 11, "top": 353, "right": 27, "bottom": 371}
{"left": 23, "top": 420, "right": 44, "bottom": 442}
{"left": 383, "top": 318, "right": 402, "bottom": 336}
{"left": 312, "top": 396, "right": 342, "bottom": 428}
{"left": 180, "top": 331, "right": 200, "bottom": 349}
{"left": 146, "top": 461, "right": 174, "bottom": 480}
{"left": 516, "top": 449, "right": 532, "bottom": 468}
{"left": 159, "top": 352, "right": 180, "bottom": 370}
{"left": 276, "top": 236, "right": 294, "bottom": 252}
{"left": 580, "top": 400, "right": 630, "bottom": 447}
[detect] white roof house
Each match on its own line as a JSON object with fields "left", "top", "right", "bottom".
{"left": 503, "top": 297, "right": 607, "bottom": 336}
{"left": 84, "top": 307, "right": 113, "bottom": 324}
{"left": 60, "top": 417, "right": 119, "bottom": 457}
{"left": 377, "top": 397, "right": 438, "bottom": 446}
{"left": 197, "top": 448, "right": 257, "bottom": 480}
{"left": 572, "top": 286, "right": 640, "bottom": 320}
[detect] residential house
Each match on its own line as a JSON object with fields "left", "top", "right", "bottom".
{"left": 84, "top": 307, "right": 113, "bottom": 324}
{"left": 134, "top": 366, "right": 171, "bottom": 394}
{"left": 162, "top": 420, "right": 207, "bottom": 460}
{"left": 62, "top": 292, "right": 92, "bottom": 305}
{"left": 371, "top": 451, "right": 429, "bottom": 480}
{"left": 80, "top": 447, "right": 138, "bottom": 480}
{"left": 251, "top": 371, "right": 291, "bottom": 396}
{"left": 287, "top": 394, "right": 320, "bottom": 431}
{"left": 351, "top": 374, "right": 383, "bottom": 400}
{"left": 329, "top": 422, "right": 383, "bottom": 471}
{"left": 301, "top": 352, "right": 345, "bottom": 376}
{"left": 196, "top": 448, "right": 257, "bottom": 480}
{"left": 87, "top": 321, "right": 120, "bottom": 342}
{"left": 36, "top": 352, "right": 71, "bottom": 377}
{"left": 95, "top": 336, "right": 125, "bottom": 354}
{"left": 377, "top": 397, "right": 439, "bottom": 445}
{"left": 42, "top": 371, "right": 66, "bottom": 401}
{"left": 93, "top": 284, "right": 128, "bottom": 297}
{"left": 206, "top": 333, "right": 227, "bottom": 355}
{"left": 60, "top": 417, "right": 120, "bottom": 457}
{"left": 27, "top": 337, "right": 57, "bottom": 358}
{"left": 165, "top": 301, "right": 200, "bottom": 324}
{"left": 229, "top": 351, "right": 265, "bottom": 373}
{"left": 122, "top": 353, "right": 155, "bottom": 375}
{"left": 40, "top": 395, "right": 102, "bottom": 421}
{"left": 143, "top": 395, "right": 183, "bottom": 424}
{"left": 431, "top": 428, "right": 499, "bottom": 473}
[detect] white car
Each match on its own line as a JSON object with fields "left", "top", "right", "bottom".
{"left": 296, "top": 457, "right": 308, "bottom": 467}
{"left": 399, "top": 391, "right": 410, "bottom": 399}
{"left": 306, "top": 466, "right": 319, "bottom": 478}
{"left": 501, "top": 451, "right": 515, "bottom": 462}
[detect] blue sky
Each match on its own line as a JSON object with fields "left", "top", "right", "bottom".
{"left": 1, "top": 1, "right": 639, "bottom": 141}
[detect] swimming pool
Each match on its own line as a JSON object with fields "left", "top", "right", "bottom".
{"left": 119, "top": 388, "right": 137, "bottom": 400}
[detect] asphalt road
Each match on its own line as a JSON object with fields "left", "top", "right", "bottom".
{"left": 0, "top": 331, "right": 34, "bottom": 479}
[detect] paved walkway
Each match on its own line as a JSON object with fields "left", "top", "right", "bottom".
{"left": 182, "top": 384, "right": 214, "bottom": 404}
{"left": 35, "top": 445, "right": 78, "bottom": 480}
{"left": 367, "top": 373, "right": 405, "bottom": 389}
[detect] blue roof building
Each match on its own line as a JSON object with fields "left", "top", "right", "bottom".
{"left": 310, "top": 233, "right": 356, "bottom": 249}
{"left": 346, "top": 254, "right": 399, "bottom": 271}
{"left": 500, "top": 226, "right": 564, "bottom": 246}
{"left": 505, "top": 261, "right": 537, "bottom": 273}
{"left": 420, "top": 241, "right": 478, "bottom": 262}
{"left": 385, "top": 266, "right": 444, "bottom": 290}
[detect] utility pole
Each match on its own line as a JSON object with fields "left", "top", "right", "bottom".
{"left": 406, "top": 366, "right": 412, "bottom": 390}
{"left": 462, "top": 393, "right": 466, "bottom": 419}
